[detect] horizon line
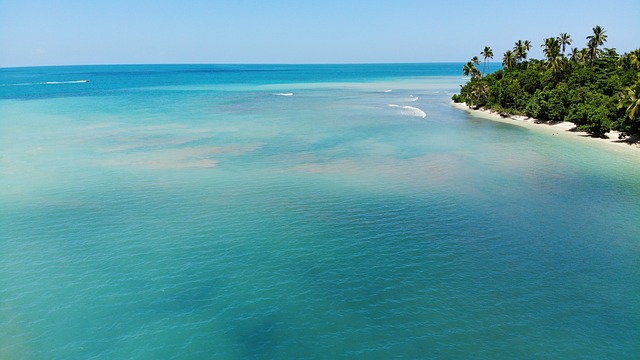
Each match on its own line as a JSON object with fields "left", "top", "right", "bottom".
{"left": 0, "top": 61, "right": 502, "bottom": 70}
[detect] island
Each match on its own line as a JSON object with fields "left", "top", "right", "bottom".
{"left": 452, "top": 25, "right": 639, "bottom": 145}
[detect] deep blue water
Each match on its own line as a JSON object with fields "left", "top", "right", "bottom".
{"left": 1, "top": 64, "right": 639, "bottom": 358}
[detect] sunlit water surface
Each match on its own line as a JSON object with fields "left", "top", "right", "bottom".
{"left": 1, "top": 64, "right": 639, "bottom": 358}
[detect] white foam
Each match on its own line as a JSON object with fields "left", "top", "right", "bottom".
{"left": 3, "top": 80, "right": 89, "bottom": 86}
{"left": 274, "top": 93, "right": 293, "bottom": 96}
{"left": 45, "top": 80, "right": 89, "bottom": 84}
{"left": 383, "top": 89, "right": 393, "bottom": 92}
{"left": 50, "top": 80, "right": 88, "bottom": 84}
{"left": 388, "top": 104, "right": 426, "bottom": 118}
{"left": 406, "top": 95, "right": 418, "bottom": 102}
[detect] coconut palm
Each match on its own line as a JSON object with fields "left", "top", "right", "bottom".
{"left": 462, "top": 62, "right": 474, "bottom": 77}
{"left": 514, "top": 40, "right": 525, "bottom": 63}
{"left": 615, "top": 79, "right": 640, "bottom": 137}
{"left": 569, "top": 47, "right": 581, "bottom": 63}
{"left": 558, "top": 33, "right": 572, "bottom": 55}
{"left": 618, "top": 50, "right": 639, "bottom": 70}
{"left": 463, "top": 61, "right": 481, "bottom": 79}
{"left": 502, "top": 50, "right": 516, "bottom": 70}
{"left": 467, "top": 82, "right": 490, "bottom": 108}
{"left": 629, "top": 48, "right": 640, "bottom": 69}
{"left": 548, "top": 55, "right": 566, "bottom": 76}
{"left": 587, "top": 25, "right": 608, "bottom": 48}
{"left": 586, "top": 25, "right": 608, "bottom": 63}
{"left": 621, "top": 82, "right": 640, "bottom": 121}
{"left": 481, "top": 46, "right": 494, "bottom": 76}
{"left": 513, "top": 40, "right": 532, "bottom": 64}
{"left": 541, "top": 37, "right": 561, "bottom": 63}
{"left": 569, "top": 48, "right": 580, "bottom": 63}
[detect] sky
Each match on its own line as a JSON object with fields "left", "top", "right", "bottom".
{"left": 1, "top": 0, "right": 639, "bottom": 67}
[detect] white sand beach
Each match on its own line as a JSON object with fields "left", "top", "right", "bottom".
{"left": 452, "top": 102, "right": 640, "bottom": 154}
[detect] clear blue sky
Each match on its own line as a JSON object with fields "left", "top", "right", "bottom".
{"left": 1, "top": 0, "right": 638, "bottom": 67}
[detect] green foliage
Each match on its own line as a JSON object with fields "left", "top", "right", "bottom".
{"left": 494, "top": 77, "right": 526, "bottom": 110}
{"left": 566, "top": 92, "right": 616, "bottom": 137}
{"left": 518, "top": 69, "right": 543, "bottom": 93}
{"left": 524, "top": 86, "right": 569, "bottom": 121}
{"left": 615, "top": 77, "right": 640, "bottom": 137}
{"left": 455, "top": 26, "right": 640, "bottom": 137}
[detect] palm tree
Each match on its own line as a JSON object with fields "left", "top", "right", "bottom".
{"left": 541, "top": 37, "right": 560, "bottom": 63}
{"left": 462, "top": 61, "right": 474, "bottom": 77}
{"left": 463, "top": 61, "right": 481, "bottom": 79}
{"left": 618, "top": 50, "right": 639, "bottom": 70}
{"left": 580, "top": 48, "right": 590, "bottom": 63}
{"left": 586, "top": 25, "right": 608, "bottom": 63}
{"left": 617, "top": 80, "right": 640, "bottom": 137}
{"left": 481, "top": 46, "right": 494, "bottom": 76}
{"left": 514, "top": 40, "right": 525, "bottom": 63}
{"left": 468, "top": 82, "right": 490, "bottom": 108}
{"left": 514, "top": 40, "right": 532, "bottom": 64}
{"left": 548, "top": 55, "right": 566, "bottom": 76}
{"left": 558, "top": 33, "right": 572, "bottom": 55}
{"left": 569, "top": 47, "right": 581, "bottom": 63}
{"left": 629, "top": 48, "right": 640, "bottom": 69}
{"left": 540, "top": 38, "right": 566, "bottom": 75}
{"left": 587, "top": 25, "right": 608, "bottom": 48}
{"left": 621, "top": 82, "right": 640, "bottom": 121}
{"left": 502, "top": 50, "right": 516, "bottom": 70}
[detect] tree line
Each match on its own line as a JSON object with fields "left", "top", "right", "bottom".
{"left": 453, "top": 26, "right": 640, "bottom": 138}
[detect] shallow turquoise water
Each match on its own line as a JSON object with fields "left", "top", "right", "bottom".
{"left": 1, "top": 64, "right": 639, "bottom": 358}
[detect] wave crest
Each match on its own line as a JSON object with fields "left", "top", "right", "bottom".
{"left": 388, "top": 104, "right": 426, "bottom": 118}
{"left": 2, "top": 80, "right": 89, "bottom": 86}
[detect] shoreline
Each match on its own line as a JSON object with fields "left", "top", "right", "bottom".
{"left": 451, "top": 102, "right": 640, "bottom": 154}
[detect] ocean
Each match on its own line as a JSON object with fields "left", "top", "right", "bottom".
{"left": 1, "top": 64, "right": 639, "bottom": 358}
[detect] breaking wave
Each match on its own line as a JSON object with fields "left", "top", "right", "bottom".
{"left": 274, "top": 93, "right": 293, "bottom": 96}
{"left": 2, "top": 80, "right": 89, "bottom": 86}
{"left": 388, "top": 104, "right": 426, "bottom": 118}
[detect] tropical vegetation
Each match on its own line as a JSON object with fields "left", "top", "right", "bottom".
{"left": 452, "top": 26, "right": 640, "bottom": 138}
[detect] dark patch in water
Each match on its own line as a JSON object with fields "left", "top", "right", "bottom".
{"left": 235, "top": 316, "right": 282, "bottom": 359}
{"left": 149, "top": 278, "right": 222, "bottom": 316}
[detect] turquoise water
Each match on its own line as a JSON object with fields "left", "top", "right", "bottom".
{"left": 1, "top": 64, "right": 639, "bottom": 358}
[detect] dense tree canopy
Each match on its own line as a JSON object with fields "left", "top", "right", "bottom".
{"left": 453, "top": 26, "right": 640, "bottom": 138}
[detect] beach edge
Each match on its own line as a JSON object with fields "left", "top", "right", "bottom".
{"left": 451, "top": 101, "right": 640, "bottom": 154}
